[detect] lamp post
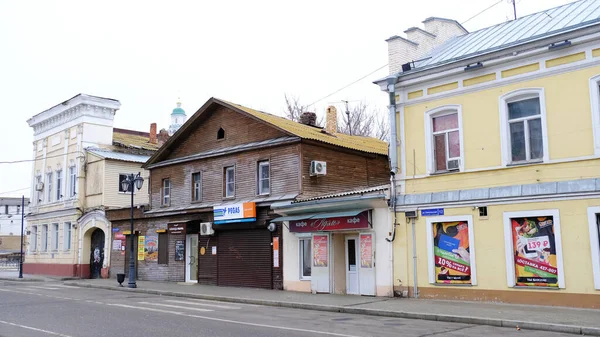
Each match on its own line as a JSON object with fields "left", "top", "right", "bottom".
{"left": 120, "top": 172, "right": 144, "bottom": 288}
{"left": 18, "top": 195, "right": 24, "bottom": 279}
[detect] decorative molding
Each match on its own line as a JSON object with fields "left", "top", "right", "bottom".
{"left": 29, "top": 104, "right": 116, "bottom": 136}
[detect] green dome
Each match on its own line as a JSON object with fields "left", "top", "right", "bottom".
{"left": 171, "top": 101, "right": 186, "bottom": 115}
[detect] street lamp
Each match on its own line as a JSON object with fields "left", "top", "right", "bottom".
{"left": 120, "top": 172, "right": 144, "bottom": 288}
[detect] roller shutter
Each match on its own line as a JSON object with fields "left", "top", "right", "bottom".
{"left": 217, "top": 229, "right": 272, "bottom": 289}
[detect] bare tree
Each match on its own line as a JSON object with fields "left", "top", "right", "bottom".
{"left": 337, "top": 101, "right": 389, "bottom": 141}
{"left": 283, "top": 94, "right": 308, "bottom": 122}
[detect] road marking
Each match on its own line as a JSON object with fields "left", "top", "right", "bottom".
{"left": 106, "top": 303, "right": 184, "bottom": 314}
{"left": 0, "top": 319, "right": 73, "bottom": 337}
{"left": 28, "top": 286, "right": 62, "bottom": 290}
{"left": 165, "top": 299, "right": 241, "bottom": 309}
{"left": 138, "top": 301, "right": 213, "bottom": 312}
{"left": 53, "top": 284, "right": 80, "bottom": 289}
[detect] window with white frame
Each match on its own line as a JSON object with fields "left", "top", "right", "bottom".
{"left": 51, "top": 223, "right": 59, "bottom": 251}
{"left": 192, "top": 172, "right": 202, "bottom": 202}
{"left": 162, "top": 178, "right": 171, "bottom": 206}
{"left": 425, "top": 106, "right": 464, "bottom": 174}
{"left": 41, "top": 224, "right": 48, "bottom": 252}
{"left": 56, "top": 170, "right": 63, "bottom": 200}
{"left": 299, "top": 238, "right": 312, "bottom": 279}
{"left": 586, "top": 207, "right": 600, "bottom": 290}
{"left": 69, "top": 166, "right": 77, "bottom": 197}
{"left": 503, "top": 209, "right": 564, "bottom": 288}
{"left": 224, "top": 166, "right": 235, "bottom": 198}
{"left": 30, "top": 226, "right": 38, "bottom": 252}
{"left": 36, "top": 175, "right": 43, "bottom": 203}
{"left": 257, "top": 161, "right": 270, "bottom": 195}
{"left": 46, "top": 172, "right": 53, "bottom": 202}
{"left": 500, "top": 89, "right": 548, "bottom": 165}
{"left": 64, "top": 222, "right": 72, "bottom": 251}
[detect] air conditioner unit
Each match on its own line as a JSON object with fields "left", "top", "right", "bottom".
{"left": 200, "top": 222, "right": 214, "bottom": 236}
{"left": 405, "top": 209, "right": 418, "bottom": 219}
{"left": 35, "top": 182, "right": 44, "bottom": 191}
{"left": 447, "top": 158, "right": 460, "bottom": 171}
{"left": 310, "top": 160, "right": 327, "bottom": 176}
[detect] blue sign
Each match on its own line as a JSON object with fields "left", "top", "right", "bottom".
{"left": 421, "top": 208, "right": 444, "bottom": 216}
{"left": 112, "top": 228, "right": 120, "bottom": 232}
{"left": 214, "top": 218, "right": 256, "bottom": 225}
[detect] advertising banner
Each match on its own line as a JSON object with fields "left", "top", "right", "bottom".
{"left": 213, "top": 202, "right": 256, "bottom": 224}
{"left": 273, "top": 237, "right": 280, "bottom": 268}
{"left": 313, "top": 235, "right": 328, "bottom": 267}
{"left": 289, "top": 211, "right": 369, "bottom": 232}
{"left": 145, "top": 236, "right": 158, "bottom": 261}
{"left": 359, "top": 234, "right": 373, "bottom": 268}
{"left": 432, "top": 221, "right": 471, "bottom": 284}
{"left": 137, "top": 236, "right": 145, "bottom": 261}
{"left": 511, "top": 216, "right": 558, "bottom": 287}
{"left": 174, "top": 240, "right": 185, "bottom": 261}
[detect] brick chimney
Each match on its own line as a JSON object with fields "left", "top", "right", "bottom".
{"left": 157, "top": 128, "right": 170, "bottom": 146}
{"left": 326, "top": 106, "right": 337, "bottom": 134}
{"left": 149, "top": 123, "right": 157, "bottom": 144}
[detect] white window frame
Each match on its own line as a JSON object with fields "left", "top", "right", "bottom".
{"left": 586, "top": 207, "right": 600, "bottom": 290}
{"left": 30, "top": 226, "right": 38, "bottom": 252}
{"left": 46, "top": 172, "right": 53, "bottom": 202}
{"left": 424, "top": 105, "right": 465, "bottom": 174}
{"left": 51, "top": 223, "right": 59, "bottom": 251}
{"left": 192, "top": 172, "right": 202, "bottom": 202}
{"left": 36, "top": 175, "right": 43, "bottom": 204}
{"left": 425, "top": 215, "right": 477, "bottom": 285}
{"left": 162, "top": 178, "right": 171, "bottom": 206}
{"left": 64, "top": 222, "right": 72, "bottom": 251}
{"left": 499, "top": 88, "right": 549, "bottom": 166}
{"left": 298, "top": 234, "right": 312, "bottom": 280}
{"left": 502, "top": 209, "right": 565, "bottom": 288}
{"left": 257, "top": 160, "right": 270, "bottom": 195}
{"left": 224, "top": 166, "right": 235, "bottom": 198}
{"left": 588, "top": 75, "right": 600, "bottom": 156}
{"left": 41, "top": 224, "right": 48, "bottom": 252}
{"left": 69, "top": 165, "right": 77, "bottom": 198}
{"left": 56, "top": 169, "right": 63, "bottom": 200}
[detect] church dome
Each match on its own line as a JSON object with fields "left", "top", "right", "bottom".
{"left": 171, "top": 101, "right": 186, "bottom": 115}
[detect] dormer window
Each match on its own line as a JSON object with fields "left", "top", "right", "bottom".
{"left": 217, "top": 127, "right": 225, "bottom": 140}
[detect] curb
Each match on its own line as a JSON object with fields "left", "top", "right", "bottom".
{"left": 64, "top": 282, "right": 600, "bottom": 336}
{"left": 0, "top": 277, "right": 46, "bottom": 282}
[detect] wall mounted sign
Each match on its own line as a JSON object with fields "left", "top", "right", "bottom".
{"left": 213, "top": 202, "right": 256, "bottom": 224}
{"left": 360, "top": 234, "right": 373, "bottom": 268}
{"left": 112, "top": 240, "right": 122, "bottom": 251}
{"left": 168, "top": 222, "right": 187, "bottom": 234}
{"left": 145, "top": 236, "right": 158, "bottom": 261}
{"left": 137, "top": 236, "right": 145, "bottom": 261}
{"left": 313, "top": 235, "right": 328, "bottom": 267}
{"left": 212, "top": 246, "right": 217, "bottom": 255}
{"left": 115, "top": 233, "right": 125, "bottom": 240}
{"left": 289, "top": 211, "right": 369, "bottom": 233}
{"left": 174, "top": 240, "right": 185, "bottom": 261}
{"left": 273, "top": 237, "right": 280, "bottom": 268}
{"left": 422, "top": 208, "right": 444, "bottom": 216}
{"left": 112, "top": 228, "right": 120, "bottom": 232}
{"left": 432, "top": 221, "right": 471, "bottom": 284}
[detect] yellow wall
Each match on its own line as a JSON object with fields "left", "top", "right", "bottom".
{"left": 393, "top": 198, "right": 600, "bottom": 295}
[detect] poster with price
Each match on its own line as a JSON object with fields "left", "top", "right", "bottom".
{"left": 359, "top": 234, "right": 372, "bottom": 268}
{"left": 432, "top": 221, "right": 471, "bottom": 284}
{"left": 313, "top": 235, "right": 328, "bottom": 267}
{"left": 511, "top": 216, "right": 558, "bottom": 287}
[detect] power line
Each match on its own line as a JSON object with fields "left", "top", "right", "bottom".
{"left": 0, "top": 151, "right": 84, "bottom": 165}
{"left": 461, "top": 0, "right": 504, "bottom": 25}
{"left": 0, "top": 187, "right": 30, "bottom": 196}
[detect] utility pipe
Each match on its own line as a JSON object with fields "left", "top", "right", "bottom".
{"left": 412, "top": 217, "right": 418, "bottom": 298}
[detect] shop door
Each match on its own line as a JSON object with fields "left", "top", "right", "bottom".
{"left": 186, "top": 234, "right": 198, "bottom": 283}
{"left": 358, "top": 233, "right": 376, "bottom": 296}
{"left": 311, "top": 233, "right": 330, "bottom": 293}
{"left": 217, "top": 229, "right": 272, "bottom": 289}
{"left": 90, "top": 229, "right": 105, "bottom": 279}
{"left": 345, "top": 236, "right": 359, "bottom": 295}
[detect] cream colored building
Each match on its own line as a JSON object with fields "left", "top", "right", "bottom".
{"left": 25, "top": 94, "right": 158, "bottom": 278}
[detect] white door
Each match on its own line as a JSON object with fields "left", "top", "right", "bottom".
{"left": 346, "top": 236, "right": 359, "bottom": 295}
{"left": 185, "top": 234, "right": 198, "bottom": 283}
{"left": 311, "top": 233, "right": 330, "bottom": 293}
{"left": 358, "top": 232, "right": 376, "bottom": 296}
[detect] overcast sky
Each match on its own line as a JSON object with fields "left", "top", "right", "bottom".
{"left": 0, "top": 0, "right": 575, "bottom": 198}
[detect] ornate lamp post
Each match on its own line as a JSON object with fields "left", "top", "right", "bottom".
{"left": 120, "top": 172, "right": 144, "bottom": 288}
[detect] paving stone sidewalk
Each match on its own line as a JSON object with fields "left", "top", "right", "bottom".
{"left": 59, "top": 278, "right": 600, "bottom": 336}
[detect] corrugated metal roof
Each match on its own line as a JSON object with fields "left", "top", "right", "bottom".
{"left": 411, "top": 0, "right": 600, "bottom": 72}
{"left": 87, "top": 148, "right": 151, "bottom": 163}
{"left": 293, "top": 185, "right": 389, "bottom": 203}
{"left": 112, "top": 129, "right": 159, "bottom": 151}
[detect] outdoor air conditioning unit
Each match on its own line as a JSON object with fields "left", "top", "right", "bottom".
{"left": 405, "top": 209, "right": 418, "bottom": 219}
{"left": 310, "top": 160, "right": 327, "bottom": 176}
{"left": 35, "top": 182, "right": 44, "bottom": 191}
{"left": 447, "top": 159, "right": 460, "bottom": 171}
{"left": 200, "top": 222, "right": 214, "bottom": 236}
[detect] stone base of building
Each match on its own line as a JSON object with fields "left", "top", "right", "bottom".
{"left": 23, "top": 263, "right": 91, "bottom": 278}
{"left": 396, "top": 286, "right": 600, "bottom": 309}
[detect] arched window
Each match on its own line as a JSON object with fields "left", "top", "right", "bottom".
{"left": 424, "top": 105, "right": 464, "bottom": 174}
{"left": 217, "top": 127, "right": 225, "bottom": 140}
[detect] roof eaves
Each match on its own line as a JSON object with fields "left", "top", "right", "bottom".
{"left": 422, "top": 16, "right": 468, "bottom": 34}
{"left": 403, "top": 27, "right": 436, "bottom": 38}
{"left": 385, "top": 35, "right": 418, "bottom": 46}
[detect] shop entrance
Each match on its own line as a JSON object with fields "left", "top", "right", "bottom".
{"left": 346, "top": 236, "right": 359, "bottom": 294}
{"left": 186, "top": 234, "right": 198, "bottom": 283}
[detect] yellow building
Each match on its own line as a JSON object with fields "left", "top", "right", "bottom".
{"left": 25, "top": 94, "right": 158, "bottom": 278}
{"left": 375, "top": 0, "right": 600, "bottom": 308}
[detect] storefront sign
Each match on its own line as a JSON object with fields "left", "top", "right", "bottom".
{"left": 289, "top": 211, "right": 369, "bottom": 233}
{"left": 273, "top": 237, "right": 280, "bottom": 268}
{"left": 422, "top": 208, "right": 444, "bottom": 216}
{"left": 112, "top": 228, "right": 120, "bottom": 232}
{"left": 115, "top": 233, "right": 125, "bottom": 240}
{"left": 511, "top": 216, "right": 558, "bottom": 287}
{"left": 313, "top": 235, "right": 328, "bottom": 267}
{"left": 213, "top": 202, "right": 256, "bottom": 224}
{"left": 145, "top": 236, "right": 158, "bottom": 261}
{"left": 137, "top": 236, "right": 145, "bottom": 261}
{"left": 168, "top": 223, "right": 186, "bottom": 234}
{"left": 174, "top": 240, "right": 185, "bottom": 261}
{"left": 433, "top": 221, "right": 471, "bottom": 284}
{"left": 360, "top": 234, "right": 373, "bottom": 268}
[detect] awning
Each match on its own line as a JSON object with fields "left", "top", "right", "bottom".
{"left": 272, "top": 209, "right": 370, "bottom": 222}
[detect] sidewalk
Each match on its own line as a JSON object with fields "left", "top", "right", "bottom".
{"left": 63, "top": 278, "right": 600, "bottom": 336}
{"left": 0, "top": 270, "right": 74, "bottom": 282}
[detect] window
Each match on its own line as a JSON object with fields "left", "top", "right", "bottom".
{"left": 258, "top": 161, "right": 270, "bottom": 195}
{"left": 69, "top": 166, "right": 77, "bottom": 197}
{"left": 41, "top": 225, "right": 48, "bottom": 252}
{"left": 478, "top": 206, "right": 488, "bottom": 217}
{"left": 30, "top": 226, "right": 37, "bottom": 252}
{"left": 426, "top": 215, "right": 477, "bottom": 285}
{"left": 158, "top": 232, "right": 168, "bottom": 264}
{"left": 4, "top": 205, "right": 7, "bottom": 214}
{"left": 162, "top": 179, "right": 171, "bottom": 206}
{"left": 64, "top": 222, "right": 72, "bottom": 251}
{"left": 587, "top": 207, "right": 600, "bottom": 290}
{"left": 56, "top": 170, "right": 62, "bottom": 200}
{"left": 500, "top": 89, "right": 548, "bottom": 165}
{"left": 16, "top": 205, "right": 20, "bottom": 214}
{"left": 46, "top": 172, "right": 53, "bottom": 202}
{"left": 425, "top": 105, "right": 464, "bottom": 174}
{"left": 36, "top": 175, "right": 43, "bottom": 203}
{"left": 192, "top": 172, "right": 202, "bottom": 202}
{"left": 217, "top": 127, "right": 225, "bottom": 140}
{"left": 119, "top": 174, "right": 133, "bottom": 193}
{"left": 52, "top": 223, "right": 59, "bottom": 251}
{"left": 503, "top": 209, "right": 564, "bottom": 288}
{"left": 224, "top": 166, "right": 235, "bottom": 198}
{"left": 299, "top": 238, "right": 311, "bottom": 279}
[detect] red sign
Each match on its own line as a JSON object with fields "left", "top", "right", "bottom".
{"left": 313, "top": 235, "right": 328, "bottom": 267}
{"left": 435, "top": 255, "right": 471, "bottom": 274}
{"left": 289, "top": 211, "right": 369, "bottom": 232}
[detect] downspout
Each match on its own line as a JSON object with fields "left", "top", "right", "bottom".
{"left": 385, "top": 74, "right": 399, "bottom": 243}
{"left": 412, "top": 217, "right": 418, "bottom": 298}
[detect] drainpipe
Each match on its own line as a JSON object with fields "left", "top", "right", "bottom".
{"left": 412, "top": 217, "right": 418, "bottom": 298}
{"left": 386, "top": 75, "right": 399, "bottom": 243}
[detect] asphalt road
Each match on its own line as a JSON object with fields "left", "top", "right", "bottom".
{"left": 0, "top": 280, "right": 576, "bottom": 337}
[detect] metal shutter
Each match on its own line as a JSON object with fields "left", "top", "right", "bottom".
{"left": 217, "top": 229, "right": 272, "bottom": 289}
{"left": 198, "top": 235, "right": 218, "bottom": 285}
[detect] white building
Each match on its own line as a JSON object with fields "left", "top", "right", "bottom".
{"left": 0, "top": 197, "right": 29, "bottom": 236}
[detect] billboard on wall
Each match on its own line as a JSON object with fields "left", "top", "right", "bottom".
{"left": 432, "top": 221, "right": 472, "bottom": 284}
{"left": 289, "top": 211, "right": 369, "bottom": 232}
{"left": 510, "top": 216, "right": 558, "bottom": 287}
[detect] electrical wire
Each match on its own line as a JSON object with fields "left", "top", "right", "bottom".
{"left": 0, "top": 187, "right": 30, "bottom": 196}
{"left": 461, "top": 0, "right": 504, "bottom": 25}
{"left": 0, "top": 151, "right": 84, "bottom": 165}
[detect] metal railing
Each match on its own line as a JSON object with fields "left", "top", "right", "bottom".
{"left": 0, "top": 253, "right": 21, "bottom": 270}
